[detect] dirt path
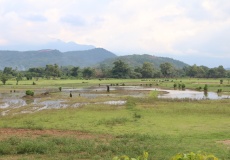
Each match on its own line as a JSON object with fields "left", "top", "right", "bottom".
{"left": 0, "top": 128, "right": 113, "bottom": 140}
{"left": 219, "top": 140, "right": 230, "bottom": 146}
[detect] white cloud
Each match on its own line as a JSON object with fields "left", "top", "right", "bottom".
{"left": 0, "top": 0, "right": 230, "bottom": 67}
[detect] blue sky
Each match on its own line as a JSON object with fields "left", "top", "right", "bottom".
{"left": 0, "top": 0, "right": 230, "bottom": 68}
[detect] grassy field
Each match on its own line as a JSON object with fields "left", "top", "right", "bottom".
{"left": 1, "top": 77, "right": 230, "bottom": 92}
{"left": 0, "top": 78, "right": 230, "bottom": 159}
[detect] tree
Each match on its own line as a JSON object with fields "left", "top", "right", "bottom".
{"left": 28, "top": 67, "right": 45, "bottom": 77}
{"left": 82, "top": 67, "right": 95, "bottom": 79}
{"left": 111, "top": 60, "right": 131, "bottom": 78}
{"left": 160, "top": 62, "right": 174, "bottom": 77}
{"left": 25, "top": 72, "right": 33, "bottom": 80}
{"left": 141, "top": 62, "right": 154, "bottom": 78}
{"left": 0, "top": 74, "right": 10, "bottom": 85}
{"left": 45, "top": 64, "right": 61, "bottom": 78}
{"left": 70, "top": 67, "right": 80, "bottom": 77}
{"left": 16, "top": 73, "right": 23, "bottom": 85}
{"left": 3, "top": 67, "right": 16, "bottom": 76}
{"left": 207, "top": 68, "right": 217, "bottom": 78}
{"left": 216, "top": 65, "right": 226, "bottom": 78}
{"left": 60, "top": 66, "right": 71, "bottom": 77}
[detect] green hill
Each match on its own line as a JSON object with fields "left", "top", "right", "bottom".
{"left": 98, "top": 54, "right": 189, "bottom": 69}
{"left": 0, "top": 49, "right": 189, "bottom": 70}
{"left": 0, "top": 48, "right": 117, "bottom": 70}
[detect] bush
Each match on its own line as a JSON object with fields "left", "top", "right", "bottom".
{"left": 217, "top": 89, "right": 222, "bottom": 93}
{"left": 173, "top": 83, "right": 177, "bottom": 88}
{"left": 220, "top": 79, "right": 223, "bottom": 84}
{"left": 181, "top": 84, "right": 186, "bottom": 90}
{"left": 17, "top": 139, "right": 50, "bottom": 154}
{"left": 149, "top": 90, "right": 158, "bottom": 99}
{"left": 25, "top": 90, "right": 34, "bottom": 96}
{"left": 59, "top": 87, "right": 62, "bottom": 91}
{"left": 171, "top": 152, "right": 218, "bottom": 160}
{"left": 113, "top": 151, "right": 148, "bottom": 160}
{"left": 203, "top": 84, "right": 208, "bottom": 91}
{"left": 133, "top": 112, "right": 141, "bottom": 119}
{"left": 0, "top": 142, "right": 12, "bottom": 155}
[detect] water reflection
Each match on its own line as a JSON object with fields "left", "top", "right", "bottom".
{"left": 1, "top": 86, "right": 230, "bottom": 116}
{"left": 0, "top": 99, "right": 27, "bottom": 109}
{"left": 158, "top": 89, "right": 229, "bottom": 100}
{"left": 64, "top": 86, "right": 230, "bottom": 100}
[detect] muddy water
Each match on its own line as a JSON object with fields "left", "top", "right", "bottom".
{"left": 62, "top": 86, "right": 146, "bottom": 98}
{"left": 0, "top": 86, "right": 229, "bottom": 116}
{"left": 157, "top": 89, "right": 230, "bottom": 99}
{"left": 0, "top": 99, "right": 27, "bottom": 109}
{"left": 63, "top": 86, "right": 230, "bottom": 100}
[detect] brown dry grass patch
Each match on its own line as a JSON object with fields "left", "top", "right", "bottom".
{"left": 0, "top": 128, "right": 113, "bottom": 141}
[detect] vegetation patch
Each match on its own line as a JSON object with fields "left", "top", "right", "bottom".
{"left": 97, "top": 117, "right": 130, "bottom": 126}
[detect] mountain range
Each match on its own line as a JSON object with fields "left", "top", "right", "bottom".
{"left": 0, "top": 40, "right": 189, "bottom": 70}
{"left": 0, "top": 40, "right": 95, "bottom": 52}
{"left": 0, "top": 48, "right": 116, "bottom": 70}
{"left": 98, "top": 54, "right": 188, "bottom": 69}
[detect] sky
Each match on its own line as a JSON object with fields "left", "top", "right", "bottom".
{"left": 0, "top": 0, "right": 230, "bottom": 68}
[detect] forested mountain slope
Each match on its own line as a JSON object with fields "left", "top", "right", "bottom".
{"left": 98, "top": 54, "right": 189, "bottom": 69}
{"left": 0, "top": 48, "right": 117, "bottom": 70}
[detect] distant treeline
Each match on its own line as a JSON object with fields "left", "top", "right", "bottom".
{"left": 0, "top": 60, "right": 229, "bottom": 84}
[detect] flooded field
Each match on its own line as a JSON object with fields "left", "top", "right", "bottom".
{"left": 0, "top": 85, "right": 229, "bottom": 116}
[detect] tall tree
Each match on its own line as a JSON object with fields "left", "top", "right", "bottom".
{"left": 111, "top": 60, "right": 131, "bottom": 78}
{"left": 160, "top": 62, "right": 174, "bottom": 77}
{"left": 82, "top": 67, "right": 95, "bottom": 79}
{"left": 16, "top": 73, "right": 23, "bottom": 85}
{"left": 45, "top": 64, "right": 61, "bottom": 78}
{"left": 0, "top": 73, "right": 10, "bottom": 85}
{"left": 216, "top": 65, "right": 226, "bottom": 78}
{"left": 3, "top": 67, "right": 16, "bottom": 76}
{"left": 70, "top": 67, "right": 80, "bottom": 77}
{"left": 141, "top": 62, "right": 154, "bottom": 78}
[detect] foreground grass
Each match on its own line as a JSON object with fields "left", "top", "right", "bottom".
{"left": 0, "top": 98, "right": 230, "bottom": 159}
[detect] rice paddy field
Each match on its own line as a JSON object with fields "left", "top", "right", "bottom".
{"left": 0, "top": 78, "right": 230, "bottom": 160}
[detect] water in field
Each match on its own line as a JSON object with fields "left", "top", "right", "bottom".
{"left": 0, "top": 85, "right": 229, "bottom": 116}
{"left": 63, "top": 86, "right": 229, "bottom": 100}
{"left": 158, "top": 89, "right": 230, "bottom": 100}
{"left": 62, "top": 86, "right": 148, "bottom": 98}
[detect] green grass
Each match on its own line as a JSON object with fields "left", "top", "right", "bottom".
{"left": 0, "top": 78, "right": 230, "bottom": 159}
{"left": 0, "top": 98, "right": 230, "bottom": 159}
{"left": 1, "top": 78, "right": 230, "bottom": 95}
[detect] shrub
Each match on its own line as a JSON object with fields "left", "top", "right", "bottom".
{"left": 173, "top": 83, "right": 177, "bottom": 89}
{"left": 25, "top": 90, "right": 34, "bottom": 96}
{"left": 181, "top": 84, "right": 186, "bottom": 90}
{"left": 133, "top": 112, "right": 141, "bottom": 119}
{"left": 220, "top": 79, "right": 223, "bottom": 84}
{"left": 203, "top": 84, "right": 208, "bottom": 91}
{"left": 0, "top": 142, "right": 12, "bottom": 155}
{"left": 149, "top": 90, "right": 158, "bottom": 99}
{"left": 16, "top": 139, "right": 49, "bottom": 154}
{"left": 113, "top": 151, "right": 148, "bottom": 160}
{"left": 171, "top": 152, "right": 218, "bottom": 160}
{"left": 59, "top": 87, "right": 62, "bottom": 91}
{"left": 217, "top": 89, "right": 222, "bottom": 93}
